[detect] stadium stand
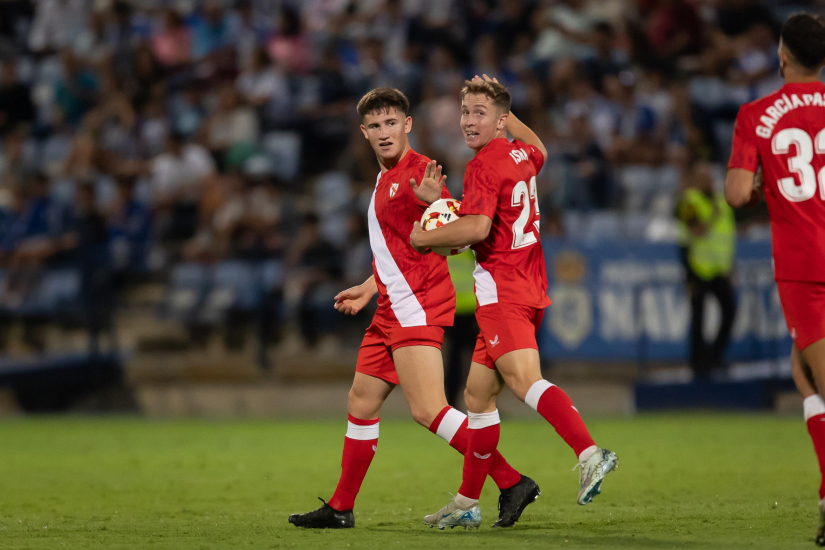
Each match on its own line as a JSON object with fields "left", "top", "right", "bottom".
{"left": 0, "top": 0, "right": 803, "bottom": 411}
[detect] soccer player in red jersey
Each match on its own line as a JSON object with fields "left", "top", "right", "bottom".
{"left": 410, "top": 76, "right": 618, "bottom": 529}
{"left": 725, "top": 14, "right": 825, "bottom": 545}
{"left": 288, "top": 88, "right": 538, "bottom": 529}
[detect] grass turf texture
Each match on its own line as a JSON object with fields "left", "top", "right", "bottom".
{"left": 0, "top": 415, "right": 818, "bottom": 549}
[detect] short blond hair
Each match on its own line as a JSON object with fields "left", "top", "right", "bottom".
{"left": 460, "top": 80, "right": 511, "bottom": 113}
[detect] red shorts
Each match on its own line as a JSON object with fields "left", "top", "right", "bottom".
{"left": 355, "top": 320, "right": 445, "bottom": 385}
{"left": 777, "top": 281, "right": 825, "bottom": 351}
{"left": 472, "top": 303, "right": 545, "bottom": 369}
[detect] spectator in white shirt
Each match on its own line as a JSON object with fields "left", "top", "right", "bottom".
{"left": 150, "top": 132, "right": 216, "bottom": 242}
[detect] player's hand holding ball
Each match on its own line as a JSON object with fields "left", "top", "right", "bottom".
{"left": 414, "top": 199, "right": 470, "bottom": 257}
{"left": 409, "top": 221, "right": 430, "bottom": 255}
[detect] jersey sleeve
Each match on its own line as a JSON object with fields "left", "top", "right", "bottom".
{"left": 526, "top": 144, "right": 545, "bottom": 173}
{"left": 460, "top": 162, "right": 501, "bottom": 219}
{"left": 728, "top": 106, "right": 760, "bottom": 172}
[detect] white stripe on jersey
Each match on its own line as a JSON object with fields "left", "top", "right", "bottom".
{"left": 368, "top": 172, "right": 427, "bottom": 327}
{"left": 472, "top": 250, "right": 498, "bottom": 306}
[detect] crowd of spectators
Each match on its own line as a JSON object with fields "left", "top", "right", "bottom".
{"left": 0, "top": 0, "right": 815, "bottom": 347}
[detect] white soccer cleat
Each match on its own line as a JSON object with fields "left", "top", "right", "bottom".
{"left": 575, "top": 448, "right": 619, "bottom": 505}
{"left": 424, "top": 497, "right": 482, "bottom": 530}
{"left": 816, "top": 498, "right": 825, "bottom": 546}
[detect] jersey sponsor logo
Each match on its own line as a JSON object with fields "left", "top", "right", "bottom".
{"left": 389, "top": 183, "right": 399, "bottom": 197}
{"left": 473, "top": 452, "right": 492, "bottom": 459}
{"left": 509, "top": 148, "right": 529, "bottom": 164}
{"left": 489, "top": 335, "right": 500, "bottom": 347}
{"left": 756, "top": 92, "right": 825, "bottom": 139}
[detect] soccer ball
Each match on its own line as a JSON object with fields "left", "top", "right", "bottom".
{"left": 420, "top": 199, "right": 470, "bottom": 257}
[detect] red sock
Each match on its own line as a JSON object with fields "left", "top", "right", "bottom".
{"left": 525, "top": 380, "right": 595, "bottom": 457}
{"left": 804, "top": 396, "right": 825, "bottom": 499}
{"left": 328, "top": 414, "right": 379, "bottom": 511}
{"left": 429, "top": 406, "right": 521, "bottom": 490}
{"left": 457, "top": 410, "right": 501, "bottom": 499}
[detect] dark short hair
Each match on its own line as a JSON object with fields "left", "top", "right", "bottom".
{"left": 356, "top": 88, "right": 410, "bottom": 119}
{"left": 781, "top": 13, "right": 825, "bottom": 70}
{"left": 460, "top": 80, "right": 512, "bottom": 114}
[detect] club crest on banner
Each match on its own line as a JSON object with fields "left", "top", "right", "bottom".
{"left": 549, "top": 251, "right": 592, "bottom": 349}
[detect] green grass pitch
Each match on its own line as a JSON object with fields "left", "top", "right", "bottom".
{"left": 0, "top": 414, "right": 819, "bottom": 549}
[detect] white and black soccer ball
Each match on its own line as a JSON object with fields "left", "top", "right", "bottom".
{"left": 420, "top": 198, "right": 470, "bottom": 257}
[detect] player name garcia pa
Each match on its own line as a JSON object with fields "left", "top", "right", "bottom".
{"left": 755, "top": 91, "right": 825, "bottom": 138}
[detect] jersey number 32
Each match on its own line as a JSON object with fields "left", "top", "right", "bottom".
{"left": 772, "top": 127, "right": 825, "bottom": 202}
{"left": 511, "top": 176, "right": 540, "bottom": 249}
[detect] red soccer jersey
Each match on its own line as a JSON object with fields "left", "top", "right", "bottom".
{"left": 729, "top": 81, "right": 825, "bottom": 282}
{"left": 460, "top": 138, "right": 552, "bottom": 309}
{"left": 368, "top": 149, "right": 455, "bottom": 327}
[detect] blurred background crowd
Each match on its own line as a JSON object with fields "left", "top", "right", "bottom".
{"left": 0, "top": 0, "right": 816, "bottom": 379}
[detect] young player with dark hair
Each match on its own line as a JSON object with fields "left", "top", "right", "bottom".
{"left": 410, "top": 76, "right": 618, "bottom": 529}
{"left": 725, "top": 13, "right": 825, "bottom": 545}
{"left": 288, "top": 88, "right": 538, "bottom": 530}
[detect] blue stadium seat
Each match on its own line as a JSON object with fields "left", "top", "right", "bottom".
{"left": 163, "top": 264, "right": 209, "bottom": 322}
{"left": 260, "top": 260, "right": 285, "bottom": 291}
{"left": 17, "top": 269, "right": 82, "bottom": 317}
{"left": 199, "top": 261, "right": 261, "bottom": 324}
{"left": 261, "top": 131, "right": 301, "bottom": 181}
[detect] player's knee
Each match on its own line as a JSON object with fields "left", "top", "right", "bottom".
{"left": 409, "top": 406, "right": 435, "bottom": 428}
{"left": 504, "top": 374, "right": 538, "bottom": 403}
{"left": 464, "top": 384, "right": 495, "bottom": 413}
{"left": 347, "top": 387, "right": 380, "bottom": 419}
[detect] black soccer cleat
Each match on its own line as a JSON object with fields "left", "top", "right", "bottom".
{"left": 288, "top": 498, "right": 354, "bottom": 529}
{"left": 492, "top": 475, "right": 541, "bottom": 528}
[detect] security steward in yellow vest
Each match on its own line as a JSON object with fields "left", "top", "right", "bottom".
{"left": 444, "top": 250, "right": 479, "bottom": 407}
{"left": 675, "top": 163, "right": 737, "bottom": 379}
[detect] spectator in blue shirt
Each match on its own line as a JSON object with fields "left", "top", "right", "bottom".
{"left": 108, "top": 175, "right": 152, "bottom": 274}
{"left": 0, "top": 173, "right": 71, "bottom": 305}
